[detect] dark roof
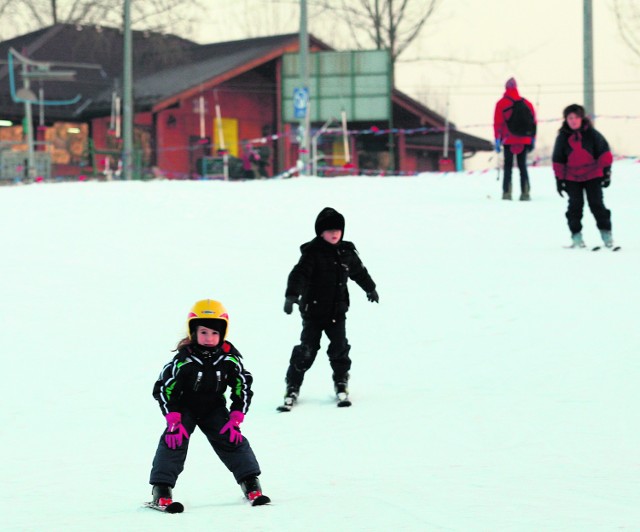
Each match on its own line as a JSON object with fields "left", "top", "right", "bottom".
{"left": 0, "top": 24, "right": 197, "bottom": 78}
{"left": 406, "top": 130, "right": 493, "bottom": 153}
{"left": 0, "top": 24, "right": 198, "bottom": 121}
{"left": 391, "top": 89, "right": 492, "bottom": 152}
{"left": 392, "top": 89, "right": 448, "bottom": 127}
{"left": 0, "top": 25, "right": 491, "bottom": 150}
{"left": 0, "top": 25, "right": 326, "bottom": 119}
{"left": 130, "top": 34, "right": 305, "bottom": 111}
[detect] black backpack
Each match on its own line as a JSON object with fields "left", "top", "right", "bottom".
{"left": 504, "top": 97, "right": 536, "bottom": 137}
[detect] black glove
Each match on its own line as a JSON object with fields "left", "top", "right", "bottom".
{"left": 602, "top": 167, "right": 611, "bottom": 188}
{"left": 283, "top": 295, "right": 299, "bottom": 315}
{"left": 556, "top": 179, "right": 567, "bottom": 197}
{"left": 526, "top": 138, "right": 535, "bottom": 153}
{"left": 366, "top": 289, "right": 379, "bottom": 303}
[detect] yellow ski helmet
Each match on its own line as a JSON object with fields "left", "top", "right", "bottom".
{"left": 186, "top": 299, "right": 229, "bottom": 340}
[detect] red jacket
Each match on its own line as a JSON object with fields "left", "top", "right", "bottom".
{"left": 493, "top": 87, "right": 536, "bottom": 147}
{"left": 552, "top": 123, "right": 612, "bottom": 182}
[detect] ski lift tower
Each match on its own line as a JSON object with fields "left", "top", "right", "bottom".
{"left": 8, "top": 48, "right": 77, "bottom": 180}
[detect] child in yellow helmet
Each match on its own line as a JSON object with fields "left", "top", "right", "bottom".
{"left": 147, "top": 299, "right": 270, "bottom": 509}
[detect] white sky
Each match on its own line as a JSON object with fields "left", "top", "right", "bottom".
{"left": 2, "top": 1, "right": 636, "bottom": 168}
{"left": 194, "top": 1, "right": 640, "bottom": 162}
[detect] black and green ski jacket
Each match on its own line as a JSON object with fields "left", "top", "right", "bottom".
{"left": 152, "top": 341, "right": 253, "bottom": 417}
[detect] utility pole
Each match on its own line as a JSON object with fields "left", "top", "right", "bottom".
{"left": 299, "top": 0, "right": 310, "bottom": 175}
{"left": 122, "top": 0, "right": 133, "bottom": 179}
{"left": 583, "top": 0, "right": 595, "bottom": 120}
{"left": 22, "top": 63, "right": 36, "bottom": 181}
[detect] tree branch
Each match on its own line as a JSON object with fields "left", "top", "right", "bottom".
{"left": 613, "top": 0, "right": 640, "bottom": 58}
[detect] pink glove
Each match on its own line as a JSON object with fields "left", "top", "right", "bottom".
{"left": 219, "top": 411, "right": 244, "bottom": 444}
{"left": 164, "top": 412, "right": 189, "bottom": 449}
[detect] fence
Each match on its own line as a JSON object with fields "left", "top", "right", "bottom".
{"left": 0, "top": 149, "right": 51, "bottom": 183}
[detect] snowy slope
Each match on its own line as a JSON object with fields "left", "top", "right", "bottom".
{"left": 1, "top": 161, "right": 639, "bottom": 531}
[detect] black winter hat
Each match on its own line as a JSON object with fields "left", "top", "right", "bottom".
{"left": 563, "top": 104, "right": 585, "bottom": 119}
{"left": 315, "top": 207, "right": 345, "bottom": 236}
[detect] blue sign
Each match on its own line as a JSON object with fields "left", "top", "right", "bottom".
{"left": 293, "top": 87, "right": 309, "bottom": 119}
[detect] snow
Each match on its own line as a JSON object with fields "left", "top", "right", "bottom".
{"left": 2, "top": 160, "right": 640, "bottom": 531}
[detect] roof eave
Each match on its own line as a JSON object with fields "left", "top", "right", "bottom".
{"left": 151, "top": 38, "right": 302, "bottom": 113}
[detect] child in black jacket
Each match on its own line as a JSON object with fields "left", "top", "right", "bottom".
{"left": 148, "top": 299, "right": 269, "bottom": 508}
{"left": 281, "top": 207, "right": 378, "bottom": 409}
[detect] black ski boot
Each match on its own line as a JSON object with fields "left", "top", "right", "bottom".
{"left": 152, "top": 484, "right": 173, "bottom": 505}
{"left": 333, "top": 372, "right": 349, "bottom": 395}
{"left": 334, "top": 381, "right": 348, "bottom": 395}
{"left": 285, "top": 385, "right": 299, "bottom": 402}
{"left": 240, "top": 476, "right": 271, "bottom": 506}
{"left": 277, "top": 385, "right": 299, "bottom": 412}
{"left": 334, "top": 374, "right": 351, "bottom": 407}
{"left": 147, "top": 484, "right": 184, "bottom": 513}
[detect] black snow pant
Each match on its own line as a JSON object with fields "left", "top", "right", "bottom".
{"left": 285, "top": 317, "right": 351, "bottom": 389}
{"left": 149, "top": 407, "right": 260, "bottom": 489}
{"left": 565, "top": 178, "right": 611, "bottom": 234}
{"left": 503, "top": 147, "right": 529, "bottom": 194}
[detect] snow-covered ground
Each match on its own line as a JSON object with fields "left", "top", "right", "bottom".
{"left": 2, "top": 160, "right": 639, "bottom": 531}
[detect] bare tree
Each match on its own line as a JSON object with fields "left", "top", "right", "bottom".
{"left": 613, "top": 0, "right": 640, "bottom": 58}
{"left": 313, "top": 0, "right": 442, "bottom": 70}
{"left": 0, "top": 0, "right": 202, "bottom": 39}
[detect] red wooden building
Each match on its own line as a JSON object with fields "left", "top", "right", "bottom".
{"left": 0, "top": 25, "right": 491, "bottom": 179}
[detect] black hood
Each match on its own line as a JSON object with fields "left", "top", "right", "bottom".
{"left": 314, "top": 207, "right": 345, "bottom": 237}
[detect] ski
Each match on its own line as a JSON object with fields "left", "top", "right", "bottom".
{"left": 249, "top": 494, "right": 271, "bottom": 506}
{"left": 278, "top": 394, "right": 351, "bottom": 409}
{"left": 336, "top": 392, "right": 352, "bottom": 408}
{"left": 592, "top": 245, "right": 621, "bottom": 252}
{"left": 143, "top": 500, "right": 184, "bottom": 513}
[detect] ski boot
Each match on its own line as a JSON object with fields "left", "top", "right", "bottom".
{"left": 240, "top": 476, "right": 271, "bottom": 506}
{"left": 333, "top": 371, "right": 350, "bottom": 395}
{"left": 502, "top": 191, "right": 512, "bottom": 200}
{"left": 600, "top": 230, "right": 614, "bottom": 248}
{"left": 152, "top": 484, "right": 173, "bottom": 506}
{"left": 147, "top": 484, "right": 184, "bottom": 513}
{"left": 334, "top": 375, "right": 351, "bottom": 407}
{"left": 570, "top": 232, "right": 586, "bottom": 248}
{"left": 277, "top": 385, "right": 299, "bottom": 411}
{"left": 285, "top": 385, "right": 299, "bottom": 403}
{"left": 519, "top": 191, "right": 530, "bottom": 201}
{"left": 334, "top": 381, "right": 349, "bottom": 395}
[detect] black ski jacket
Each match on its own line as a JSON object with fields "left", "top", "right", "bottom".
{"left": 152, "top": 341, "right": 253, "bottom": 417}
{"left": 552, "top": 123, "right": 612, "bottom": 182}
{"left": 285, "top": 236, "right": 376, "bottom": 320}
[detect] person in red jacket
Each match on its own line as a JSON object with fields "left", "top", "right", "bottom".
{"left": 493, "top": 77, "right": 537, "bottom": 200}
{"left": 552, "top": 104, "right": 614, "bottom": 248}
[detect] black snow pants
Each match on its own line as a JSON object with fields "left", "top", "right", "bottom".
{"left": 149, "top": 407, "right": 260, "bottom": 488}
{"left": 285, "top": 317, "right": 351, "bottom": 389}
{"left": 565, "top": 178, "right": 611, "bottom": 234}
{"left": 503, "top": 147, "right": 529, "bottom": 194}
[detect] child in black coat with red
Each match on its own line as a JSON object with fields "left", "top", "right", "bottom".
{"left": 281, "top": 207, "right": 378, "bottom": 410}
{"left": 552, "top": 104, "right": 614, "bottom": 248}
